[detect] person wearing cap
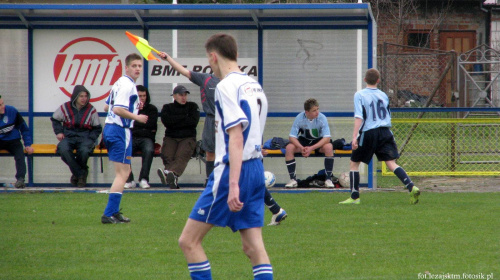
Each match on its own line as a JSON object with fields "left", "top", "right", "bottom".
{"left": 157, "top": 85, "right": 200, "bottom": 189}
{"left": 51, "top": 85, "right": 102, "bottom": 187}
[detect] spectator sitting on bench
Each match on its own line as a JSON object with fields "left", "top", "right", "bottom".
{"left": 157, "top": 85, "right": 200, "bottom": 189}
{"left": 124, "top": 85, "right": 158, "bottom": 189}
{"left": 0, "top": 95, "right": 34, "bottom": 188}
{"left": 51, "top": 85, "right": 102, "bottom": 187}
{"left": 285, "top": 98, "right": 335, "bottom": 188}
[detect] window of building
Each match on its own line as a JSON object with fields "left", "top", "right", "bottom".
{"left": 407, "top": 32, "right": 431, "bottom": 48}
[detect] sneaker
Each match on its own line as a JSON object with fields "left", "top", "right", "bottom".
{"left": 410, "top": 186, "right": 420, "bottom": 204}
{"left": 124, "top": 181, "right": 136, "bottom": 189}
{"left": 14, "top": 179, "right": 25, "bottom": 189}
{"left": 138, "top": 179, "right": 150, "bottom": 189}
{"left": 324, "top": 179, "right": 335, "bottom": 188}
{"left": 167, "top": 172, "right": 179, "bottom": 189}
{"left": 70, "top": 175, "right": 78, "bottom": 186}
{"left": 157, "top": 168, "right": 168, "bottom": 185}
{"left": 268, "top": 208, "right": 287, "bottom": 226}
{"left": 339, "top": 197, "right": 360, "bottom": 205}
{"left": 113, "top": 211, "right": 131, "bottom": 223}
{"left": 101, "top": 211, "right": 131, "bottom": 224}
{"left": 77, "top": 177, "right": 86, "bottom": 188}
{"left": 285, "top": 179, "right": 298, "bottom": 188}
{"left": 101, "top": 215, "right": 120, "bottom": 224}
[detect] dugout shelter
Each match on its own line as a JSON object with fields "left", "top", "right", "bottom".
{"left": 0, "top": 3, "right": 377, "bottom": 188}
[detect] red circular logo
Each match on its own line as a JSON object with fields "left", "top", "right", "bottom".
{"left": 53, "top": 37, "right": 123, "bottom": 102}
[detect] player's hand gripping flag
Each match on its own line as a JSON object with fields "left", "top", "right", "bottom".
{"left": 125, "top": 31, "right": 161, "bottom": 62}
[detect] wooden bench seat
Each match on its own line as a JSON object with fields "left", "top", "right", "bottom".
{"left": 0, "top": 143, "right": 162, "bottom": 156}
{"left": 263, "top": 148, "right": 352, "bottom": 158}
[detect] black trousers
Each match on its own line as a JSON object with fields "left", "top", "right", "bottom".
{"left": 0, "top": 139, "right": 27, "bottom": 180}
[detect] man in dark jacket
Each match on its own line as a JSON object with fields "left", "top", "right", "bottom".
{"left": 124, "top": 85, "right": 158, "bottom": 189}
{"left": 51, "top": 85, "right": 102, "bottom": 187}
{"left": 157, "top": 85, "right": 200, "bottom": 189}
{"left": 0, "top": 95, "right": 34, "bottom": 188}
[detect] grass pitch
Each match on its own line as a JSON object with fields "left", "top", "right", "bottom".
{"left": 1, "top": 191, "right": 498, "bottom": 280}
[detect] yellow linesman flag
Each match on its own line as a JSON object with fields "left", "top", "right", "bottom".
{"left": 125, "top": 31, "right": 161, "bottom": 62}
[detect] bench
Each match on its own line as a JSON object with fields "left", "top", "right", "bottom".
{"left": 0, "top": 143, "right": 163, "bottom": 187}
{"left": 0, "top": 143, "right": 162, "bottom": 157}
{"left": 263, "top": 149, "right": 352, "bottom": 158}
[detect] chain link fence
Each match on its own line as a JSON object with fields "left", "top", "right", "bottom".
{"left": 378, "top": 43, "right": 457, "bottom": 108}
{"left": 382, "top": 114, "right": 500, "bottom": 176}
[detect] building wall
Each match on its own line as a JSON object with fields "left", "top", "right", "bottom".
{"left": 375, "top": 1, "right": 487, "bottom": 107}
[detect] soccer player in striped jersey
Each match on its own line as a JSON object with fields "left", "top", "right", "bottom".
{"left": 339, "top": 68, "right": 420, "bottom": 205}
{"left": 100, "top": 53, "right": 148, "bottom": 224}
{"left": 178, "top": 33, "right": 274, "bottom": 280}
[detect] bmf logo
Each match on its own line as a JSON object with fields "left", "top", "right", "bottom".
{"left": 53, "top": 37, "right": 123, "bottom": 102}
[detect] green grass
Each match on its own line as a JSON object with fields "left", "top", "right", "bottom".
{"left": 1, "top": 192, "right": 499, "bottom": 280}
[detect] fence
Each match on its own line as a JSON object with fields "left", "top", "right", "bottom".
{"left": 382, "top": 108, "right": 500, "bottom": 176}
{"left": 378, "top": 43, "right": 457, "bottom": 108}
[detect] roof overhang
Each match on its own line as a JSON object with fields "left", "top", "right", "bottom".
{"left": 0, "top": 3, "right": 374, "bottom": 30}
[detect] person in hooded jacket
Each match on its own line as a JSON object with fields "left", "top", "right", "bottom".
{"left": 51, "top": 85, "right": 102, "bottom": 187}
{"left": 124, "top": 85, "right": 158, "bottom": 189}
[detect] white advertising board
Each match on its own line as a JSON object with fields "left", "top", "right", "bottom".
{"left": 33, "top": 30, "right": 258, "bottom": 112}
{"left": 33, "top": 30, "right": 142, "bottom": 112}
{"left": 148, "top": 58, "right": 258, "bottom": 84}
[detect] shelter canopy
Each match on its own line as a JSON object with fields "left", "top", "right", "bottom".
{"left": 0, "top": 3, "right": 373, "bottom": 29}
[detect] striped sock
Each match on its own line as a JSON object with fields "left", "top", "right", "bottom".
{"left": 350, "top": 171, "right": 360, "bottom": 199}
{"left": 286, "top": 159, "right": 296, "bottom": 180}
{"left": 394, "top": 167, "right": 414, "bottom": 192}
{"left": 103, "top": 192, "right": 122, "bottom": 217}
{"left": 253, "top": 264, "right": 273, "bottom": 280}
{"left": 324, "top": 157, "right": 334, "bottom": 180}
{"left": 188, "top": 260, "right": 212, "bottom": 280}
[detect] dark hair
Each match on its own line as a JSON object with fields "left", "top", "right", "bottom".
{"left": 125, "top": 53, "right": 142, "bottom": 66}
{"left": 365, "top": 68, "right": 380, "bottom": 85}
{"left": 304, "top": 98, "right": 319, "bottom": 111}
{"left": 205, "top": 33, "right": 238, "bottom": 61}
{"left": 136, "top": 85, "right": 148, "bottom": 94}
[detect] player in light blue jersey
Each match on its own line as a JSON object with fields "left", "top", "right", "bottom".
{"left": 178, "top": 33, "right": 274, "bottom": 280}
{"left": 101, "top": 53, "right": 149, "bottom": 224}
{"left": 339, "top": 68, "right": 420, "bottom": 205}
{"left": 284, "top": 98, "right": 335, "bottom": 188}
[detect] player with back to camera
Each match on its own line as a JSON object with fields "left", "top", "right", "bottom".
{"left": 100, "top": 53, "right": 148, "bottom": 224}
{"left": 339, "top": 68, "right": 420, "bottom": 205}
{"left": 159, "top": 50, "right": 286, "bottom": 226}
{"left": 177, "top": 33, "right": 274, "bottom": 280}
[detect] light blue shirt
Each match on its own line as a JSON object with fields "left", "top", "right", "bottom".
{"left": 353, "top": 87, "right": 392, "bottom": 132}
{"left": 289, "top": 112, "right": 331, "bottom": 140}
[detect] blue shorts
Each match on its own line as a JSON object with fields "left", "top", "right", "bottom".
{"left": 189, "top": 158, "right": 265, "bottom": 232}
{"left": 103, "top": 124, "right": 132, "bottom": 164}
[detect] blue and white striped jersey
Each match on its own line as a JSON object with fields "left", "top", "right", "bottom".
{"left": 214, "top": 72, "right": 268, "bottom": 165}
{"left": 104, "top": 75, "right": 138, "bottom": 128}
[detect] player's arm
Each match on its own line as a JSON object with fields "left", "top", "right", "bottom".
{"left": 113, "top": 107, "right": 148, "bottom": 124}
{"left": 227, "top": 124, "right": 244, "bottom": 212}
{"left": 310, "top": 137, "right": 331, "bottom": 151}
{"left": 288, "top": 136, "right": 303, "bottom": 150}
{"left": 351, "top": 117, "right": 363, "bottom": 150}
{"left": 159, "top": 52, "right": 191, "bottom": 79}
